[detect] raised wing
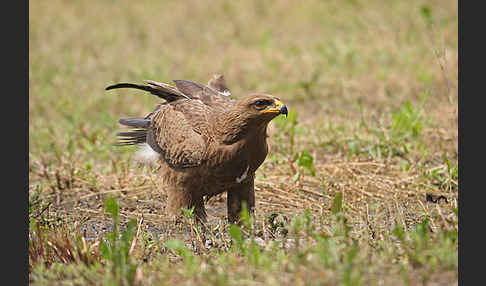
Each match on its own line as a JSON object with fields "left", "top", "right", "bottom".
{"left": 173, "top": 80, "right": 235, "bottom": 111}
{"left": 105, "top": 80, "right": 190, "bottom": 102}
{"left": 208, "top": 74, "right": 231, "bottom": 96}
{"left": 106, "top": 78, "right": 234, "bottom": 107}
{"left": 109, "top": 78, "right": 235, "bottom": 168}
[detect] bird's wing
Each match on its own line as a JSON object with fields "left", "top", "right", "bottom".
{"left": 208, "top": 74, "right": 231, "bottom": 96}
{"left": 173, "top": 80, "right": 235, "bottom": 111}
{"left": 148, "top": 99, "right": 214, "bottom": 169}
{"left": 106, "top": 79, "right": 235, "bottom": 108}
{"left": 109, "top": 78, "right": 234, "bottom": 168}
{"left": 105, "top": 80, "right": 190, "bottom": 102}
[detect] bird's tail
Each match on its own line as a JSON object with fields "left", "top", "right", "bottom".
{"left": 116, "top": 117, "right": 150, "bottom": 146}
{"left": 116, "top": 117, "right": 161, "bottom": 166}
{"left": 116, "top": 129, "right": 147, "bottom": 146}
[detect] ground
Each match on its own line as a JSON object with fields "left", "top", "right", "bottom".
{"left": 29, "top": 0, "right": 458, "bottom": 285}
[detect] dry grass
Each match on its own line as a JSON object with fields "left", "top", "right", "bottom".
{"left": 29, "top": 0, "right": 458, "bottom": 285}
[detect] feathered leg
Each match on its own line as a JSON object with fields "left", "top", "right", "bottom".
{"left": 166, "top": 187, "right": 207, "bottom": 223}
{"left": 227, "top": 177, "right": 255, "bottom": 224}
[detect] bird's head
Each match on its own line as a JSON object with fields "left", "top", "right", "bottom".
{"left": 217, "top": 93, "right": 288, "bottom": 144}
{"left": 236, "top": 93, "right": 288, "bottom": 121}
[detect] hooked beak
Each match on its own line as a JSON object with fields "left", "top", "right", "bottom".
{"left": 261, "top": 99, "right": 288, "bottom": 117}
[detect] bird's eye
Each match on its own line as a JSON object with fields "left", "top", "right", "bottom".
{"left": 254, "top": 100, "right": 267, "bottom": 107}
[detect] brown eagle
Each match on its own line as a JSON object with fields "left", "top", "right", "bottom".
{"left": 106, "top": 75, "right": 287, "bottom": 223}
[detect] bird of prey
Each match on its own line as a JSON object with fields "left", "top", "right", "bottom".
{"left": 105, "top": 75, "right": 288, "bottom": 223}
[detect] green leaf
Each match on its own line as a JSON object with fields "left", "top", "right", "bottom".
{"left": 100, "top": 241, "right": 109, "bottom": 258}
{"left": 297, "top": 150, "right": 315, "bottom": 176}
{"left": 229, "top": 224, "right": 243, "bottom": 244}
{"left": 416, "top": 218, "right": 430, "bottom": 238}
{"left": 181, "top": 206, "right": 195, "bottom": 218}
{"left": 392, "top": 225, "right": 406, "bottom": 242}
{"left": 290, "top": 214, "right": 303, "bottom": 234}
{"left": 288, "top": 109, "right": 297, "bottom": 125}
{"left": 293, "top": 171, "right": 301, "bottom": 183}
{"left": 331, "top": 192, "right": 343, "bottom": 215}
{"left": 420, "top": 4, "right": 433, "bottom": 24}
{"left": 303, "top": 208, "right": 312, "bottom": 231}
{"left": 345, "top": 240, "right": 359, "bottom": 263}
{"left": 164, "top": 239, "right": 187, "bottom": 254}
{"left": 121, "top": 219, "right": 137, "bottom": 257}
{"left": 104, "top": 197, "right": 119, "bottom": 218}
{"left": 239, "top": 202, "right": 251, "bottom": 231}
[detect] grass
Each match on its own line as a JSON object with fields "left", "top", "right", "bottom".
{"left": 29, "top": 0, "right": 458, "bottom": 285}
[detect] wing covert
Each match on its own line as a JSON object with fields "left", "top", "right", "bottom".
{"left": 149, "top": 100, "right": 212, "bottom": 168}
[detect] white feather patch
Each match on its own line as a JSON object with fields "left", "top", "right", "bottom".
{"left": 222, "top": 90, "right": 231, "bottom": 97}
{"left": 236, "top": 165, "right": 250, "bottom": 183}
{"left": 134, "top": 143, "right": 161, "bottom": 166}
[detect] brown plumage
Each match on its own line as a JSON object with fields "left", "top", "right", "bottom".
{"left": 106, "top": 75, "right": 287, "bottom": 223}
{"left": 208, "top": 74, "right": 231, "bottom": 97}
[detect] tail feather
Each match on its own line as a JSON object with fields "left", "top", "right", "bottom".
{"left": 115, "top": 127, "right": 163, "bottom": 167}
{"left": 116, "top": 129, "right": 147, "bottom": 146}
{"left": 118, "top": 118, "right": 151, "bottom": 128}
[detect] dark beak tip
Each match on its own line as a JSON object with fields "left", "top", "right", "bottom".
{"left": 280, "top": 104, "right": 288, "bottom": 117}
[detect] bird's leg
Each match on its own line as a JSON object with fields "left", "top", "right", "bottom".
{"left": 166, "top": 187, "right": 207, "bottom": 223}
{"left": 227, "top": 178, "right": 255, "bottom": 224}
{"left": 193, "top": 196, "right": 208, "bottom": 224}
{"left": 166, "top": 187, "right": 191, "bottom": 217}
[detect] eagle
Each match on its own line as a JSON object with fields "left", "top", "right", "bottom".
{"left": 105, "top": 75, "right": 287, "bottom": 223}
